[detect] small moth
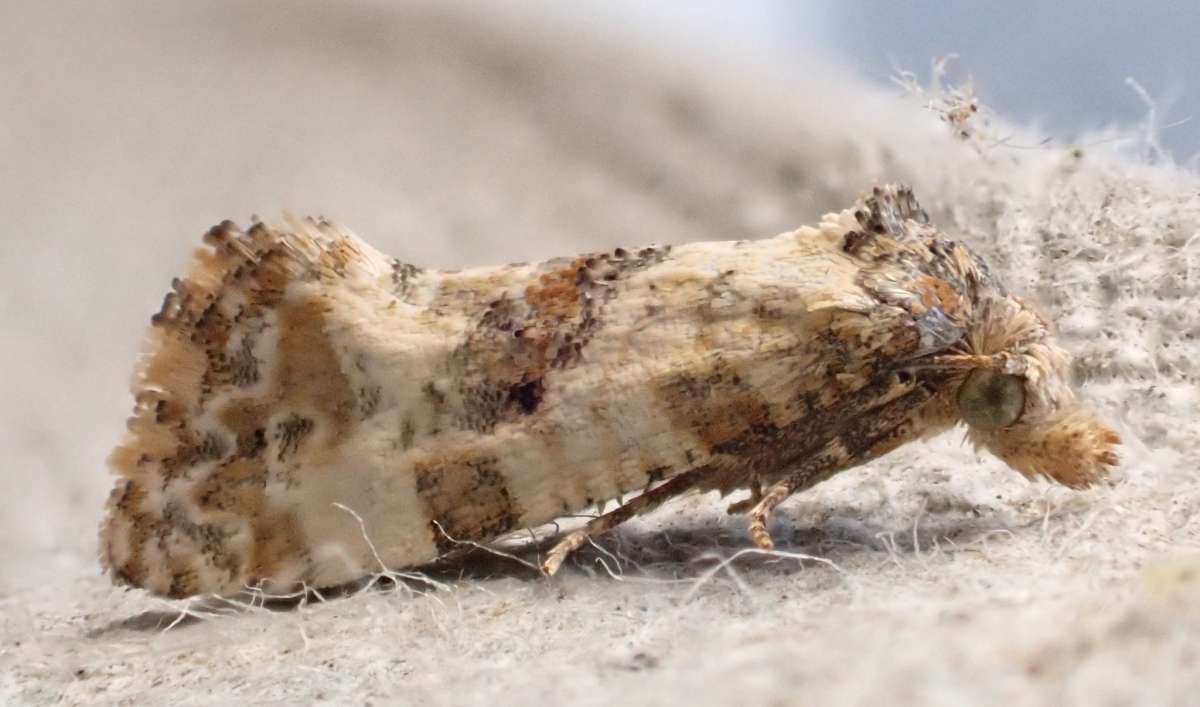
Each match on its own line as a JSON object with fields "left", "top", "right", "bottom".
{"left": 102, "top": 185, "right": 1119, "bottom": 598}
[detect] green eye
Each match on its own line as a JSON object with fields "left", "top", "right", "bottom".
{"left": 957, "top": 368, "right": 1025, "bottom": 430}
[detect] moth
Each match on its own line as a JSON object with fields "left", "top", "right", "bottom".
{"left": 102, "top": 185, "right": 1119, "bottom": 598}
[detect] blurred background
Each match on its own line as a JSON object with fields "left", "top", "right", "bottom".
{"left": 1, "top": 0, "right": 1197, "bottom": 577}
{"left": 604, "top": 1, "right": 1200, "bottom": 161}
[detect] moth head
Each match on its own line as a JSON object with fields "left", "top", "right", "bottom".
{"left": 939, "top": 300, "right": 1120, "bottom": 488}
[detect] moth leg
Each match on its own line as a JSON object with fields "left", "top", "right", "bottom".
{"left": 724, "top": 478, "right": 764, "bottom": 515}
{"left": 542, "top": 468, "right": 711, "bottom": 576}
{"left": 748, "top": 481, "right": 793, "bottom": 550}
{"left": 746, "top": 384, "right": 936, "bottom": 550}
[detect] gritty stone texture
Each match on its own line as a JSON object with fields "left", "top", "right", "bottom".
{"left": 2, "top": 2, "right": 1198, "bottom": 706}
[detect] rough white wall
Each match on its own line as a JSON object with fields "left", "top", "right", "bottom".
{"left": 2, "top": 3, "right": 1197, "bottom": 705}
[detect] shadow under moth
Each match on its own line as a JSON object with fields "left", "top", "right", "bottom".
{"left": 102, "top": 184, "right": 1119, "bottom": 598}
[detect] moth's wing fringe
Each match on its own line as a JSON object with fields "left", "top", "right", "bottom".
{"left": 100, "top": 216, "right": 389, "bottom": 596}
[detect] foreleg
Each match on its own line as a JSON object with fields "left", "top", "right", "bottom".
{"left": 747, "top": 384, "right": 934, "bottom": 549}
{"left": 542, "top": 466, "right": 714, "bottom": 575}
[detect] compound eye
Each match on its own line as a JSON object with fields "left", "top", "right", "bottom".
{"left": 957, "top": 368, "right": 1025, "bottom": 431}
